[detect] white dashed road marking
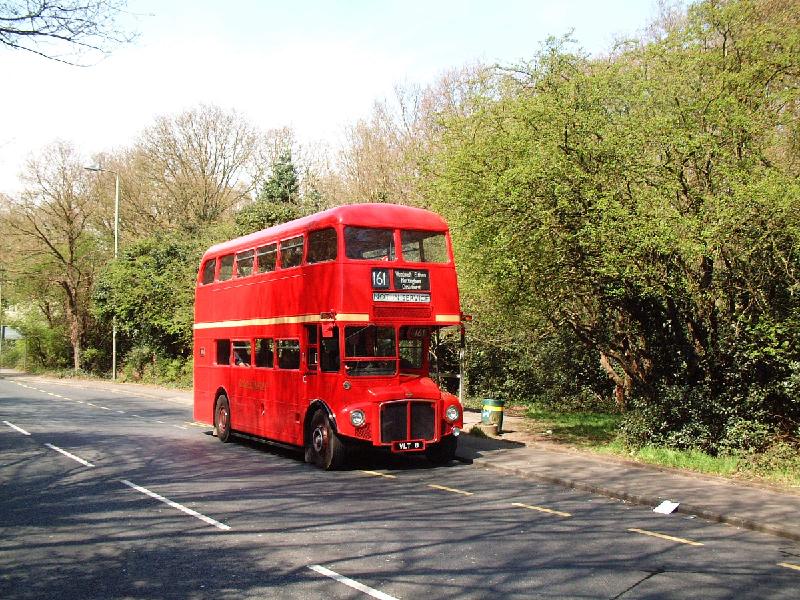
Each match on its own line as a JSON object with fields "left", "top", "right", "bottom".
{"left": 44, "top": 443, "right": 95, "bottom": 468}
{"left": 120, "top": 480, "right": 231, "bottom": 531}
{"left": 308, "top": 565, "right": 399, "bottom": 600}
{"left": 3, "top": 420, "right": 31, "bottom": 436}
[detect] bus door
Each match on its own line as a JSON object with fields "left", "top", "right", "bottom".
{"left": 304, "top": 324, "right": 341, "bottom": 414}
{"left": 250, "top": 337, "right": 276, "bottom": 437}
{"left": 230, "top": 340, "right": 260, "bottom": 435}
{"left": 271, "top": 337, "right": 304, "bottom": 445}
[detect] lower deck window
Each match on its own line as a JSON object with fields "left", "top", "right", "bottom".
{"left": 399, "top": 338, "right": 423, "bottom": 369}
{"left": 277, "top": 339, "right": 300, "bottom": 369}
{"left": 255, "top": 338, "right": 274, "bottom": 368}
{"left": 233, "top": 341, "right": 251, "bottom": 366}
{"left": 216, "top": 340, "right": 231, "bottom": 365}
{"left": 345, "top": 326, "right": 396, "bottom": 376}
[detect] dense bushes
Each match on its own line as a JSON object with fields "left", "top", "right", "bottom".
{"left": 465, "top": 331, "right": 613, "bottom": 412}
{"left": 119, "top": 345, "right": 193, "bottom": 387}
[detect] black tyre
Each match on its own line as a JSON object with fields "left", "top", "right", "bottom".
{"left": 426, "top": 434, "right": 457, "bottom": 464}
{"left": 214, "top": 394, "right": 232, "bottom": 443}
{"left": 305, "top": 409, "right": 347, "bottom": 470}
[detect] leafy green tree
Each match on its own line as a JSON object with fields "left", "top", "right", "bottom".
{"left": 430, "top": 0, "right": 800, "bottom": 451}
{"left": 93, "top": 234, "right": 205, "bottom": 358}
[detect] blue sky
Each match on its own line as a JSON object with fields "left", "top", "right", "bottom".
{"left": 0, "top": 0, "right": 661, "bottom": 194}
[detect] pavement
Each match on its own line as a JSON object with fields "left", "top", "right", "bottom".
{"left": 459, "top": 408, "right": 800, "bottom": 543}
{"left": 9, "top": 372, "right": 800, "bottom": 543}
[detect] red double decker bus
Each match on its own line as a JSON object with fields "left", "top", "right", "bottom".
{"left": 193, "top": 203, "right": 464, "bottom": 469}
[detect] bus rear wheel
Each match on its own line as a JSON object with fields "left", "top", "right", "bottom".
{"left": 305, "top": 410, "right": 347, "bottom": 470}
{"left": 426, "top": 434, "right": 457, "bottom": 464}
{"left": 214, "top": 395, "right": 232, "bottom": 443}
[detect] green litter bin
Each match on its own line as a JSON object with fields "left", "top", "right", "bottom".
{"left": 481, "top": 398, "right": 505, "bottom": 433}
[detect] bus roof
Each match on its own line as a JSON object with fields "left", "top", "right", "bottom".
{"left": 203, "top": 203, "right": 450, "bottom": 258}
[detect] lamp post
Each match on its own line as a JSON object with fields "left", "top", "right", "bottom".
{"left": 86, "top": 166, "right": 120, "bottom": 380}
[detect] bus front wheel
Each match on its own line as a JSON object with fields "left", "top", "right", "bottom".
{"left": 214, "top": 395, "right": 232, "bottom": 443}
{"left": 305, "top": 410, "right": 346, "bottom": 470}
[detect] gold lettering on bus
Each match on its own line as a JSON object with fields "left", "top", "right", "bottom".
{"left": 238, "top": 380, "right": 266, "bottom": 391}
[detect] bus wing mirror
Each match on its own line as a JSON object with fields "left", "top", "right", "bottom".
{"left": 322, "top": 323, "right": 335, "bottom": 338}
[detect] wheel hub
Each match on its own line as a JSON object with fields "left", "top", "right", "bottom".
{"left": 218, "top": 407, "right": 228, "bottom": 431}
{"left": 312, "top": 426, "right": 327, "bottom": 452}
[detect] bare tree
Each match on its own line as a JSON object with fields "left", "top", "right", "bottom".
{"left": 331, "top": 65, "right": 490, "bottom": 206}
{"left": 134, "top": 105, "right": 258, "bottom": 231}
{"left": 0, "top": 0, "right": 135, "bottom": 65}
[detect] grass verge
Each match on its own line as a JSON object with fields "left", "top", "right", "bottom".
{"left": 524, "top": 404, "right": 622, "bottom": 446}
{"left": 521, "top": 403, "right": 799, "bottom": 490}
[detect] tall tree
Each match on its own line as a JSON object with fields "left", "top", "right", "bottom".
{"left": 2, "top": 142, "right": 103, "bottom": 372}
{"left": 258, "top": 150, "right": 299, "bottom": 204}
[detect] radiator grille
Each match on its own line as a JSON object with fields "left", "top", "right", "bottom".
{"left": 380, "top": 401, "right": 435, "bottom": 443}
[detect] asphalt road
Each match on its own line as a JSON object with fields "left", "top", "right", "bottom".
{"left": 1, "top": 375, "right": 798, "bottom": 599}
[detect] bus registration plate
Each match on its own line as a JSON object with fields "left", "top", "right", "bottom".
{"left": 393, "top": 440, "right": 426, "bottom": 452}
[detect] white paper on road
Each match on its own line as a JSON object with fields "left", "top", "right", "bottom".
{"left": 654, "top": 500, "right": 680, "bottom": 514}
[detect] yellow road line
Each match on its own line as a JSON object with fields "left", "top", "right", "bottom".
{"left": 778, "top": 562, "right": 800, "bottom": 572}
{"left": 511, "top": 502, "right": 571, "bottom": 518}
{"left": 628, "top": 528, "right": 703, "bottom": 546}
{"left": 428, "top": 484, "right": 473, "bottom": 496}
{"left": 360, "top": 470, "right": 397, "bottom": 479}
{"left": 185, "top": 421, "right": 210, "bottom": 428}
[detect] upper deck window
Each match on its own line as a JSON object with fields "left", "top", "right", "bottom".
{"left": 280, "top": 235, "right": 304, "bottom": 269}
{"left": 219, "top": 254, "right": 234, "bottom": 281}
{"left": 307, "top": 228, "right": 338, "bottom": 263}
{"left": 201, "top": 258, "right": 216, "bottom": 285}
{"left": 345, "top": 226, "right": 395, "bottom": 261}
{"left": 401, "top": 230, "right": 448, "bottom": 263}
{"left": 236, "top": 249, "right": 254, "bottom": 277}
{"left": 256, "top": 243, "right": 277, "bottom": 273}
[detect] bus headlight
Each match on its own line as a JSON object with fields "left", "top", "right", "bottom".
{"left": 350, "top": 409, "right": 366, "bottom": 427}
{"left": 445, "top": 404, "right": 460, "bottom": 423}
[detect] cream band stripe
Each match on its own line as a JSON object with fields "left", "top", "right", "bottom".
{"left": 194, "top": 313, "right": 370, "bottom": 330}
